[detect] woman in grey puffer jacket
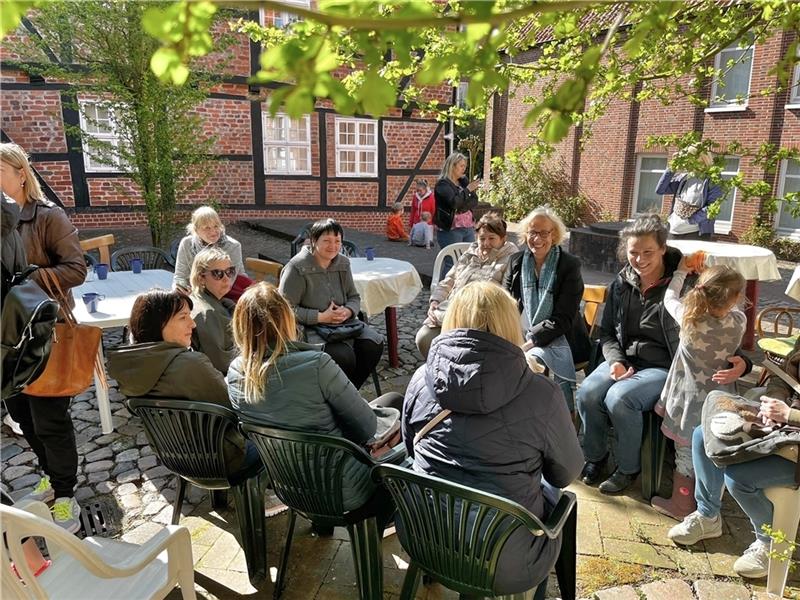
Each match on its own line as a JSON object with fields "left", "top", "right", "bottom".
{"left": 402, "top": 281, "right": 584, "bottom": 594}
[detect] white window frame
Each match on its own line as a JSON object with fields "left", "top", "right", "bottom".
{"left": 334, "top": 117, "right": 378, "bottom": 177}
{"left": 631, "top": 154, "right": 668, "bottom": 216}
{"left": 78, "top": 100, "right": 125, "bottom": 173}
{"left": 713, "top": 156, "right": 740, "bottom": 235}
{"left": 787, "top": 46, "right": 800, "bottom": 108}
{"left": 262, "top": 113, "right": 312, "bottom": 175}
{"left": 708, "top": 40, "right": 754, "bottom": 111}
{"left": 775, "top": 158, "right": 800, "bottom": 240}
{"left": 258, "top": 0, "right": 309, "bottom": 29}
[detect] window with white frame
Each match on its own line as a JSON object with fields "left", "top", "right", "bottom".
{"left": 258, "top": 0, "right": 308, "bottom": 29}
{"left": 710, "top": 39, "right": 754, "bottom": 108}
{"left": 776, "top": 158, "right": 800, "bottom": 238}
{"left": 78, "top": 100, "right": 125, "bottom": 172}
{"left": 335, "top": 118, "right": 377, "bottom": 177}
{"left": 713, "top": 157, "right": 740, "bottom": 231}
{"left": 789, "top": 46, "right": 800, "bottom": 105}
{"left": 262, "top": 113, "right": 311, "bottom": 174}
{"left": 632, "top": 156, "right": 668, "bottom": 215}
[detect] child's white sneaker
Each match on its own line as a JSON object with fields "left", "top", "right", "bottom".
{"left": 667, "top": 511, "right": 722, "bottom": 545}
{"left": 733, "top": 540, "right": 769, "bottom": 578}
{"left": 52, "top": 497, "right": 81, "bottom": 534}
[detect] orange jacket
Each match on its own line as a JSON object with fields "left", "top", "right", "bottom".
{"left": 386, "top": 213, "right": 408, "bottom": 241}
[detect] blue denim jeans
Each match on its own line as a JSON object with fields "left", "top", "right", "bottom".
{"left": 576, "top": 360, "right": 667, "bottom": 474}
{"left": 692, "top": 425, "right": 796, "bottom": 543}
{"left": 436, "top": 227, "right": 475, "bottom": 280}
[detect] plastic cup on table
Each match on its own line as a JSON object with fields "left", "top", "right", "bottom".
{"left": 365, "top": 247, "right": 375, "bottom": 261}
{"left": 94, "top": 263, "right": 109, "bottom": 280}
{"left": 130, "top": 258, "right": 143, "bottom": 274}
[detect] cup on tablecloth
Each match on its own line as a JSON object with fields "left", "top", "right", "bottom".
{"left": 130, "top": 258, "right": 143, "bottom": 274}
{"left": 95, "top": 263, "right": 109, "bottom": 280}
{"left": 82, "top": 292, "right": 105, "bottom": 313}
{"left": 365, "top": 247, "right": 375, "bottom": 261}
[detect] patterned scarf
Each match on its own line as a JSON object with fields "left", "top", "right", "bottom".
{"left": 521, "top": 245, "right": 560, "bottom": 328}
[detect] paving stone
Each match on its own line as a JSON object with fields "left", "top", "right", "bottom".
{"left": 144, "top": 465, "right": 172, "bottom": 480}
{"left": 751, "top": 592, "right": 784, "bottom": 600}
{"left": 110, "top": 438, "right": 136, "bottom": 453}
{"left": 693, "top": 579, "right": 750, "bottom": 600}
{"left": 137, "top": 455, "right": 158, "bottom": 471}
{"left": 0, "top": 444, "right": 23, "bottom": 461}
{"left": 9, "top": 473, "right": 40, "bottom": 490}
{"left": 136, "top": 432, "right": 149, "bottom": 446}
{"left": 113, "top": 407, "right": 132, "bottom": 419}
{"left": 116, "top": 448, "right": 140, "bottom": 462}
{"left": 116, "top": 469, "right": 141, "bottom": 484}
{"left": 140, "top": 445, "right": 153, "bottom": 457}
{"left": 85, "top": 460, "right": 114, "bottom": 473}
{"left": 593, "top": 586, "right": 640, "bottom": 600}
{"left": 85, "top": 447, "right": 113, "bottom": 462}
{"left": 87, "top": 470, "right": 110, "bottom": 484}
{"left": 111, "top": 461, "right": 134, "bottom": 476}
{"left": 73, "top": 420, "right": 92, "bottom": 432}
{"left": 79, "top": 410, "right": 102, "bottom": 423}
{"left": 153, "top": 505, "right": 178, "bottom": 525}
{"left": 117, "top": 424, "right": 141, "bottom": 436}
{"left": 77, "top": 441, "right": 97, "bottom": 455}
{"left": 120, "top": 493, "right": 142, "bottom": 509}
{"left": 3, "top": 465, "right": 33, "bottom": 481}
{"left": 70, "top": 401, "right": 92, "bottom": 412}
{"left": 94, "top": 433, "right": 120, "bottom": 446}
{"left": 575, "top": 501, "right": 604, "bottom": 555}
{"left": 121, "top": 521, "right": 164, "bottom": 545}
{"left": 640, "top": 579, "right": 694, "bottom": 600}
{"left": 75, "top": 487, "right": 95, "bottom": 502}
{"left": 661, "top": 546, "right": 714, "bottom": 577}
{"left": 7, "top": 451, "right": 36, "bottom": 466}
{"left": 142, "top": 500, "right": 167, "bottom": 516}
{"left": 95, "top": 481, "right": 116, "bottom": 494}
{"left": 595, "top": 501, "right": 638, "bottom": 542}
{"left": 116, "top": 482, "right": 138, "bottom": 496}
{"left": 603, "top": 538, "right": 677, "bottom": 569}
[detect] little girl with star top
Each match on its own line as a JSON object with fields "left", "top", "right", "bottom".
{"left": 652, "top": 257, "right": 746, "bottom": 521}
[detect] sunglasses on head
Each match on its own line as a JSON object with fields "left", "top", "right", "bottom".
{"left": 204, "top": 267, "right": 236, "bottom": 280}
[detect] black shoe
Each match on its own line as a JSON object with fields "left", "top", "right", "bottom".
{"left": 311, "top": 523, "right": 334, "bottom": 536}
{"left": 598, "top": 469, "right": 638, "bottom": 495}
{"left": 580, "top": 457, "right": 607, "bottom": 485}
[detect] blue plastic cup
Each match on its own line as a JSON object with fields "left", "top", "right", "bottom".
{"left": 82, "top": 292, "right": 105, "bottom": 313}
{"left": 130, "top": 258, "right": 143, "bottom": 274}
{"left": 95, "top": 263, "right": 109, "bottom": 280}
{"left": 365, "top": 247, "right": 375, "bottom": 261}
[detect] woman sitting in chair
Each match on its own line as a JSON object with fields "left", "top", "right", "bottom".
{"left": 228, "top": 283, "right": 404, "bottom": 512}
{"left": 279, "top": 218, "right": 383, "bottom": 390}
{"left": 403, "top": 281, "right": 584, "bottom": 595}
{"left": 173, "top": 206, "right": 245, "bottom": 293}
{"left": 189, "top": 247, "right": 237, "bottom": 375}
{"left": 415, "top": 212, "right": 517, "bottom": 358}
{"left": 503, "top": 206, "right": 591, "bottom": 414}
{"left": 107, "top": 289, "right": 257, "bottom": 475}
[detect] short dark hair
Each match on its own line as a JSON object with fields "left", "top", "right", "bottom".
{"left": 617, "top": 214, "right": 669, "bottom": 262}
{"left": 309, "top": 218, "right": 344, "bottom": 245}
{"left": 129, "top": 289, "right": 193, "bottom": 344}
{"left": 475, "top": 212, "right": 507, "bottom": 237}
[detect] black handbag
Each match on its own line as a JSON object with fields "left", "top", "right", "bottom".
{"left": 312, "top": 319, "right": 365, "bottom": 343}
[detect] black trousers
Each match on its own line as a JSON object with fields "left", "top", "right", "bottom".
{"left": 4, "top": 393, "right": 78, "bottom": 499}
{"left": 324, "top": 337, "right": 384, "bottom": 390}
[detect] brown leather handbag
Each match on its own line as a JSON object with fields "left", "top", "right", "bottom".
{"left": 23, "top": 269, "right": 105, "bottom": 398}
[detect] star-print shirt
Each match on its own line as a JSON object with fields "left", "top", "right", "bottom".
{"left": 655, "top": 269, "right": 746, "bottom": 446}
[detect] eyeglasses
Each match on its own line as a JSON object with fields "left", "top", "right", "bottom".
{"left": 204, "top": 267, "right": 236, "bottom": 280}
{"left": 527, "top": 229, "right": 553, "bottom": 239}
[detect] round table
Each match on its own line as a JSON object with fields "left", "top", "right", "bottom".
{"left": 350, "top": 257, "right": 423, "bottom": 367}
{"left": 666, "top": 239, "right": 781, "bottom": 350}
{"left": 786, "top": 265, "right": 800, "bottom": 303}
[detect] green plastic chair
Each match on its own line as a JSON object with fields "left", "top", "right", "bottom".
{"left": 372, "top": 464, "right": 578, "bottom": 600}
{"left": 239, "top": 421, "right": 403, "bottom": 600}
{"left": 127, "top": 398, "right": 270, "bottom": 586}
{"left": 641, "top": 410, "right": 668, "bottom": 501}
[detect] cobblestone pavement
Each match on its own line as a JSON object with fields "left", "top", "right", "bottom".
{"left": 2, "top": 221, "right": 798, "bottom": 599}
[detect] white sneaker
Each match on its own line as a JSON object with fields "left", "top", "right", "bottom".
{"left": 3, "top": 413, "right": 22, "bottom": 435}
{"left": 23, "top": 475, "right": 55, "bottom": 504}
{"left": 668, "top": 511, "right": 723, "bottom": 545}
{"left": 733, "top": 539, "right": 769, "bottom": 578}
{"left": 51, "top": 497, "right": 81, "bottom": 534}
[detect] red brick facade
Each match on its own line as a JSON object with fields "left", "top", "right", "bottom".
{"left": 0, "top": 15, "right": 451, "bottom": 236}
{"left": 486, "top": 31, "right": 800, "bottom": 239}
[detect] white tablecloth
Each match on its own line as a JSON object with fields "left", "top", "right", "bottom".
{"left": 350, "top": 257, "right": 423, "bottom": 317}
{"left": 786, "top": 265, "right": 800, "bottom": 302}
{"left": 666, "top": 239, "right": 781, "bottom": 281}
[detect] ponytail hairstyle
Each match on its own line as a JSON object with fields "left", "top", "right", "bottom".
{"left": 231, "top": 282, "right": 297, "bottom": 402}
{"left": 681, "top": 264, "right": 745, "bottom": 338}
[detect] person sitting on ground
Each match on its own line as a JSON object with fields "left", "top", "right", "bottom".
{"left": 577, "top": 215, "right": 751, "bottom": 495}
{"left": 403, "top": 281, "right": 583, "bottom": 595}
{"left": 409, "top": 210, "right": 434, "bottom": 249}
{"left": 504, "top": 206, "right": 591, "bottom": 415}
{"left": 189, "top": 247, "right": 238, "bottom": 375}
{"left": 173, "top": 206, "right": 245, "bottom": 293}
{"left": 279, "top": 218, "right": 383, "bottom": 390}
{"left": 386, "top": 202, "right": 409, "bottom": 242}
{"left": 415, "top": 212, "right": 517, "bottom": 358}
{"left": 107, "top": 289, "right": 259, "bottom": 477}
{"left": 667, "top": 335, "right": 800, "bottom": 579}
{"left": 228, "top": 282, "right": 404, "bottom": 518}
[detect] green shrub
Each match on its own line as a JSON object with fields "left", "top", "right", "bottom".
{"left": 739, "top": 219, "right": 800, "bottom": 261}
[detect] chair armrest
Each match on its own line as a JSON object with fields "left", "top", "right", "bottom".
{"left": 373, "top": 444, "right": 407, "bottom": 465}
{"left": 96, "top": 526, "right": 192, "bottom": 575}
{"left": 14, "top": 499, "right": 54, "bottom": 522}
{"left": 537, "top": 491, "right": 577, "bottom": 540}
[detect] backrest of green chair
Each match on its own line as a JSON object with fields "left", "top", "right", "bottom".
{"left": 127, "top": 397, "right": 237, "bottom": 488}
{"left": 372, "top": 464, "right": 569, "bottom": 597}
{"left": 240, "top": 421, "right": 373, "bottom": 520}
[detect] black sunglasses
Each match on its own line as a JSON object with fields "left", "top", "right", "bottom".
{"left": 204, "top": 267, "right": 236, "bottom": 280}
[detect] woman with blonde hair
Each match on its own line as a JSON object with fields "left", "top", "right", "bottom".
{"left": 0, "top": 142, "right": 86, "bottom": 532}
{"left": 434, "top": 152, "right": 480, "bottom": 254}
{"left": 228, "top": 283, "right": 404, "bottom": 515}
{"left": 173, "top": 205, "right": 245, "bottom": 292}
{"left": 504, "top": 205, "right": 590, "bottom": 414}
{"left": 189, "top": 247, "right": 238, "bottom": 374}
{"left": 402, "top": 281, "right": 583, "bottom": 595}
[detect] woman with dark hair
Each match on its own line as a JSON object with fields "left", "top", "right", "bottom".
{"left": 1, "top": 142, "right": 86, "bottom": 532}
{"left": 107, "top": 289, "right": 256, "bottom": 474}
{"left": 279, "top": 218, "right": 383, "bottom": 389}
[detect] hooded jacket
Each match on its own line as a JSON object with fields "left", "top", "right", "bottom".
{"left": 107, "top": 341, "right": 246, "bottom": 469}
{"left": 1, "top": 195, "right": 27, "bottom": 281}
{"left": 402, "top": 328, "right": 584, "bottom": 593}
{"left": 190, "top": 288, "right": 237, "bottom": 375}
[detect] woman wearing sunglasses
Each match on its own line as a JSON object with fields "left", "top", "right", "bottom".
{"left": 189, "top": 247, "right": 238, "bottom": 375}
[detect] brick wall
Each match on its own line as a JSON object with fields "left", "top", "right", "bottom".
{"left": 1, "top": 90, "right": 67, "bottom": 153}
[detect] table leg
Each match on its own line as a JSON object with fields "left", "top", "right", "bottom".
{"left": 94, "top": 343, "right": 114, "bottom": 435}
{"left": 385, "top": 307, "right": 399, "bottom": 368}
{"left": 743, "top": 279, "right": 759, "bottom": 352}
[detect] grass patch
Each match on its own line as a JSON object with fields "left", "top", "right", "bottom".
{"left": 577, "top": 556, "right": 648, "bottom": 597}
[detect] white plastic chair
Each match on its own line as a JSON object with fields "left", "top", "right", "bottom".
{"left": 430, "top": 242, "right": 471, "bottom": 289}
{"left": 764, "top": 485, "right": 800, "bottom": 597}
{"left": 1, "top": 501, "right": 196, "bottom": 600}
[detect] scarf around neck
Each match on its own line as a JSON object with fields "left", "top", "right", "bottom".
{"left": 521, "top": 245, "right": 560, "bottom": 328}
